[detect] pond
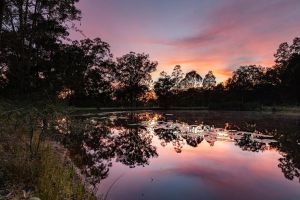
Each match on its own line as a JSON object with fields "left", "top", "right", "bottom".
{"left": 59, "top": 111, "right": 300, "bottom": 200}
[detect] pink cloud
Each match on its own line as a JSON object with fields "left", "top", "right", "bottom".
{"left": 73, "top": 0, "right": 300, "bottom": 82}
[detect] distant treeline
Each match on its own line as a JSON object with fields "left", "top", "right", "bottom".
{"left": 154, "top": 38, "right": 300, "bottom": 109}
{"left": 0, "top": 0, "right": 299, "bottom": 108}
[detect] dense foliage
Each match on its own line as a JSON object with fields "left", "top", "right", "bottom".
{"left": 154, "top": 38, "right": 300, "bottom": 108}
{"left": 0, "top": 0, "right": 299, "bottom": 108}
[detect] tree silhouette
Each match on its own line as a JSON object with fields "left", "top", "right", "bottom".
{"left": 290, "top": 37, "right": 300, "bottom": 55}
{"left": 62, "top": 39, "right": 112, "bottom": 92}
{"left": 272, "top": 37, "right": 300, "bottom": 103}
{"left": 115, "top": 52, "right": 157, "bottom": 106}
{"left": 274, "top": 42, "right": 290, "bottom": 68}
{"left": 154, "top": 71, "right": 176, "bottom": 107}
{"left": 280, "top": 54, "right": 300, "bottom": 101}
{"left": 152, "top": 36, "right": 299, "bottom": 108}
{"left": 227, "top": 65, "right": 265, "bottom": 91}
{"left": 0, "top": 1, "right": 299, "bottom": 109}
{"left": 84, "top": 66, "right": 113, "bottom": 105}
{"left": 0, "top": 0, "right": 81, "bottom": 96}
{"left": 171, "top": 65, "right": 184, "bottom": 90}
{"left": 202, "top": 71, "right": 216, "bottom": 90}
{"left": 179, "top": 70, "right": 202, "bottom": 89}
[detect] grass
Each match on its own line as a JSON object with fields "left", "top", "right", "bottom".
{"left": 36, "top": 145, "right": 96, "bottom": 200}
{"left": 0, "top": 140, "right": 96, "bottom": 200}
{"left": 0, "top": 104, "right": 96, "bottom": 200}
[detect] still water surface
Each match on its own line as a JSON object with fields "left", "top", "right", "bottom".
{"left": 61, "top": 111, "right": 300, "bottom": 200}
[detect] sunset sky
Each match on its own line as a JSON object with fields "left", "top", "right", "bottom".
{"left": 71, "top": 0, "right": 300, "bottom": 82}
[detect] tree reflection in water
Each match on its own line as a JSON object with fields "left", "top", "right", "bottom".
{"left": 56, "top": 112, "right": 300, "bottom": 186}
{"left": 274, "top": 131, "right": 300, "bottom": 183}
{"left": 61, "top": 118, "right": 115, "bottom": 185}
{"left": 154, "top": 127, "right": 184, "bottom": 153}
{"left": 235, "top": 134, "right": 271, "bottom": 152}
{"left": 59, "top": 114, "right": 159, "bottom": 185}
{"left": 115, "top": 127, "right": 157, "bottom": 167}
{"left": 182, "top": 134, "right": 204, "bottom": 147}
